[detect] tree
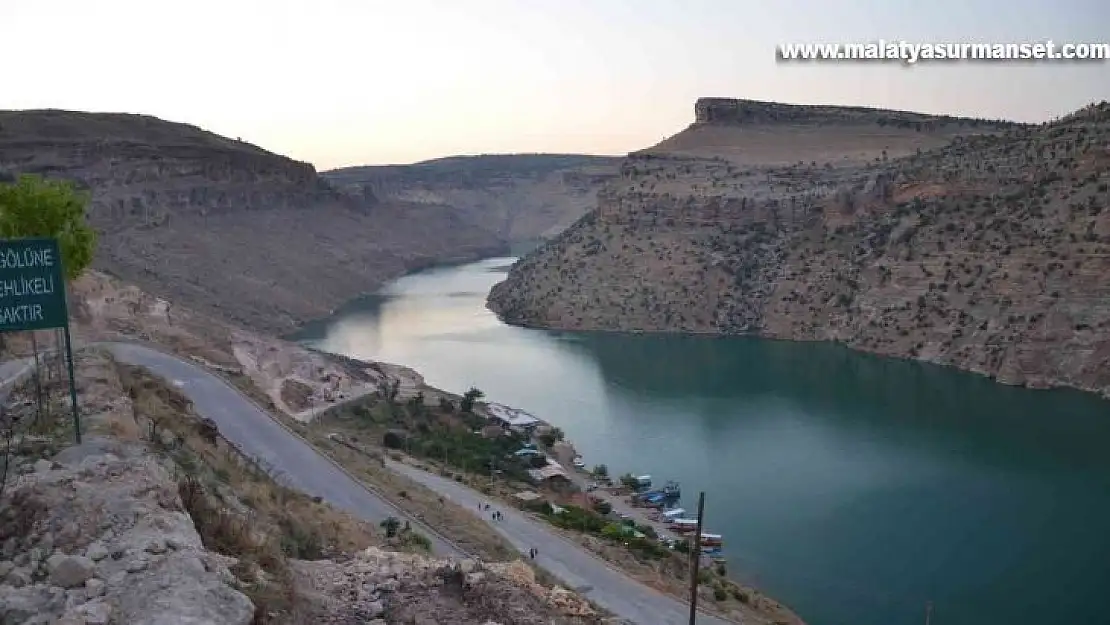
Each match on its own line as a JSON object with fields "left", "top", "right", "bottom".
{"left": 0, "top": 174, "right": 97, "bottom": 280}
{"left": 619, "top": 473, "right": 639, "bottom": 490}
{"left": 380, "top": 516, "right": 401, "bottom": 538}
{"left": 460, "top": 387, "right": 484, "bottom": 413}
{"left": 382, "top": 430, "right": 406, "bottom": 450}
{"left": 406, "top": 391, "right": 425, "bottom": 417}
{"left": 592, "top": 464, "right": 609, "bottom": 478}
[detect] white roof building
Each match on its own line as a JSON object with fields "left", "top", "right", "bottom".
{"left": 485, "top": 402, "right": 542, "bottom": 429}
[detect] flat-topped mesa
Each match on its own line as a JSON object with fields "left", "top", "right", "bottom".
{"left": 693, "top": 97, "right": 1013, "bottom": 131}
{"left": 638, "top": 97, "right": 1026, "bottom": 167}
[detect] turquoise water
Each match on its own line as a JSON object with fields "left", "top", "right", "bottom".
{"left": 296, "top": 257, "right": 1110, "bottom": 625}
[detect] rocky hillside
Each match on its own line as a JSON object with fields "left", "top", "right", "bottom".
{"left": 325, "top": 154, "right": 621, "bottom": 247}
{"left": 0, "top": 110, "right": 507, "bottom": 334}
{"left": 488, "top": 99, "right": 1110, "bottom": 397}
{"left": 0, "top": 344, "right": 612, "bottom": 625}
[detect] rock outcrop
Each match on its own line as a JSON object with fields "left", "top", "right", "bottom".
{"left": 0, "top": 439, "right": 255, "bottom": 625}
{"left": 293, "top": 548, "right": 614, "bottom": 624}
{"left": 488, "top": 99, "right": 1110, "bottom": 397}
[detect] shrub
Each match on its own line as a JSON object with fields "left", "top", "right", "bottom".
{"left": 382, "top": 431, "right": 406, "bottom": 449}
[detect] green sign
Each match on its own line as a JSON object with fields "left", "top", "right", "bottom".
{"left": 0, "top": 237, "right": 69, "bottom": 332}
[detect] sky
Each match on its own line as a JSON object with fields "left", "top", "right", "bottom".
{"left": 1, "top": 0, "right": 1108, "bottom": 169}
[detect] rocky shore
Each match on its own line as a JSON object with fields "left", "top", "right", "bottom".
{"left": 488, "top": 99, "right": 1110, "bottom": 399}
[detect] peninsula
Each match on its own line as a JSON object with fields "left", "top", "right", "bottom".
{"left": 488, "top": 97, "right": 1110, "bottom": 398}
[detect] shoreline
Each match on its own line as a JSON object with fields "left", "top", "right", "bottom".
{"left": 292, "top": 342, "right": 804, "bottom": 624}
{"left": 485, "top": 303, "right": 1110, "bottom": 403}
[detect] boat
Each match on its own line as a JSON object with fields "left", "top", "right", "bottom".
{"left": 668, "top": 518, "right": 699, "bottom": 532}
{"left": 633, "top": 481, "right": 681, "bottom": 504}
{"left": 572, "top": 456, "right": 585, "bottom": 469}
{"left": 699, "top": 533, "right": 724, "bottom": 548}
{"left": 660, "top": 508, "right": 687, "bottom": 520}
{"left": 634, "top": 475, "right": 652, "bottom": 489}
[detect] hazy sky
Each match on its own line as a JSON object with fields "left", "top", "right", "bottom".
{"left": 2, "top": 0, "right": 1107, "bottom": 169}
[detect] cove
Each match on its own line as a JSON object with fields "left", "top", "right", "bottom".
{"left": 294, "top": 256, "right": 1110, "bottom": 625}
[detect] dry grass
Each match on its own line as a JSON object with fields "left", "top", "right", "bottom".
{"left": 299, "top": 428, "right": 518, "bottom": 562}
{"left": 114, "top": 364, "right": 402, "bottom": 624}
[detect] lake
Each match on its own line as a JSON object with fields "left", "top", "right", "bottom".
{"left": 295, "top": 256, "right": 1110, "bottom": 625}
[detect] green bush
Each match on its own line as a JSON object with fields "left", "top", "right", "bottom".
{"left": 382, "top": 431, "right": 405, "bottom": 449}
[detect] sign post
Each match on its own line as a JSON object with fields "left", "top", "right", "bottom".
{"left": 0, "top": 238, "right": 80, "bottom": 442}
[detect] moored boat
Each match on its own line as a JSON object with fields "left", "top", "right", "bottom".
{"left": 660, "top": 508, "right": 687, "bottom": 520}
{"left": 668, "top": 518, "right": 699, "bottom": 532}
{"left": 699, "top": 533, "right": 724, "bottom": 548}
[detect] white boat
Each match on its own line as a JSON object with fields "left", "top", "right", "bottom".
{"left": 668, "top": 518, "right": 699, "bottom": 532}
{"left": 572, "top": 456, "right": 585, "bottom": 468}
{"left": 699, "top": 533, "right": 724, "bottom": 547}
{"left": 661, "top": 508, "right": 687, "bottom": 520}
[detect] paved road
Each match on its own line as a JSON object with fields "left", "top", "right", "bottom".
{"left": 8, "top": 342, "right": 733, "bottom": 624}
{"left": 386, "top": 461, "right": 732, "bottom": 625}
{"left": 101, "top": 343, "right": 465, "bottom": 558}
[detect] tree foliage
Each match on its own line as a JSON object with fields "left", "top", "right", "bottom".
{"left": 0, "top": 174, "right": 97, "bottom": 280}
{"left": 460, "top": 387, "right": 484, "bottom": 413}
{"left": 380, "top": 516, "right": 401, "bottom": 538}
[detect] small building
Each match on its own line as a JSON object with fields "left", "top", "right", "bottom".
{"left": 512, "top": 491, "right": 544, "bottom": 504}
{"left": 485, "top": 402, "right": 542, "bottom": 434}
{"left": 526, "top": 460, "right": 572, "bottom": 487}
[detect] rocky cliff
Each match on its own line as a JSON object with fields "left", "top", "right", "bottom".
{"left": 325, "top": 154, "right": 621, "bottom": 246}
{"left": 488, "top": 99, "right": 1110, "bottom": 397}
{"left": 0, "top": 110, "right": 507, "bottom": 334}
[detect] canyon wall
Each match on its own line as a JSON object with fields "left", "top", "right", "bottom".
{"left": 489, "top": 99, "right": 1110, "bottom": 396}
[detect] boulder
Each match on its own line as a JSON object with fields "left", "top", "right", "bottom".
{"left": 47, "top": 554, "right": 96, "bottom": 588}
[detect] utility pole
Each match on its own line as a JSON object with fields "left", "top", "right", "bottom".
{"left": 687, "top": 491, "right": 706, "bottom": 625}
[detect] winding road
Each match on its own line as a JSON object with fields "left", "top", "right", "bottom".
{"left": 8, "top": 342, "right": 732, "bottom": 625}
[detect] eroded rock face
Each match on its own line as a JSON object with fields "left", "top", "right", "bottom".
{"left": 0, "top": 438, "right": 254, "bottom": 625}
{"left": 292, "top": 547, "right": 607, "bottom": 625}
{"left": 488, "top": 101, "right": 1110, "bottom": 398}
